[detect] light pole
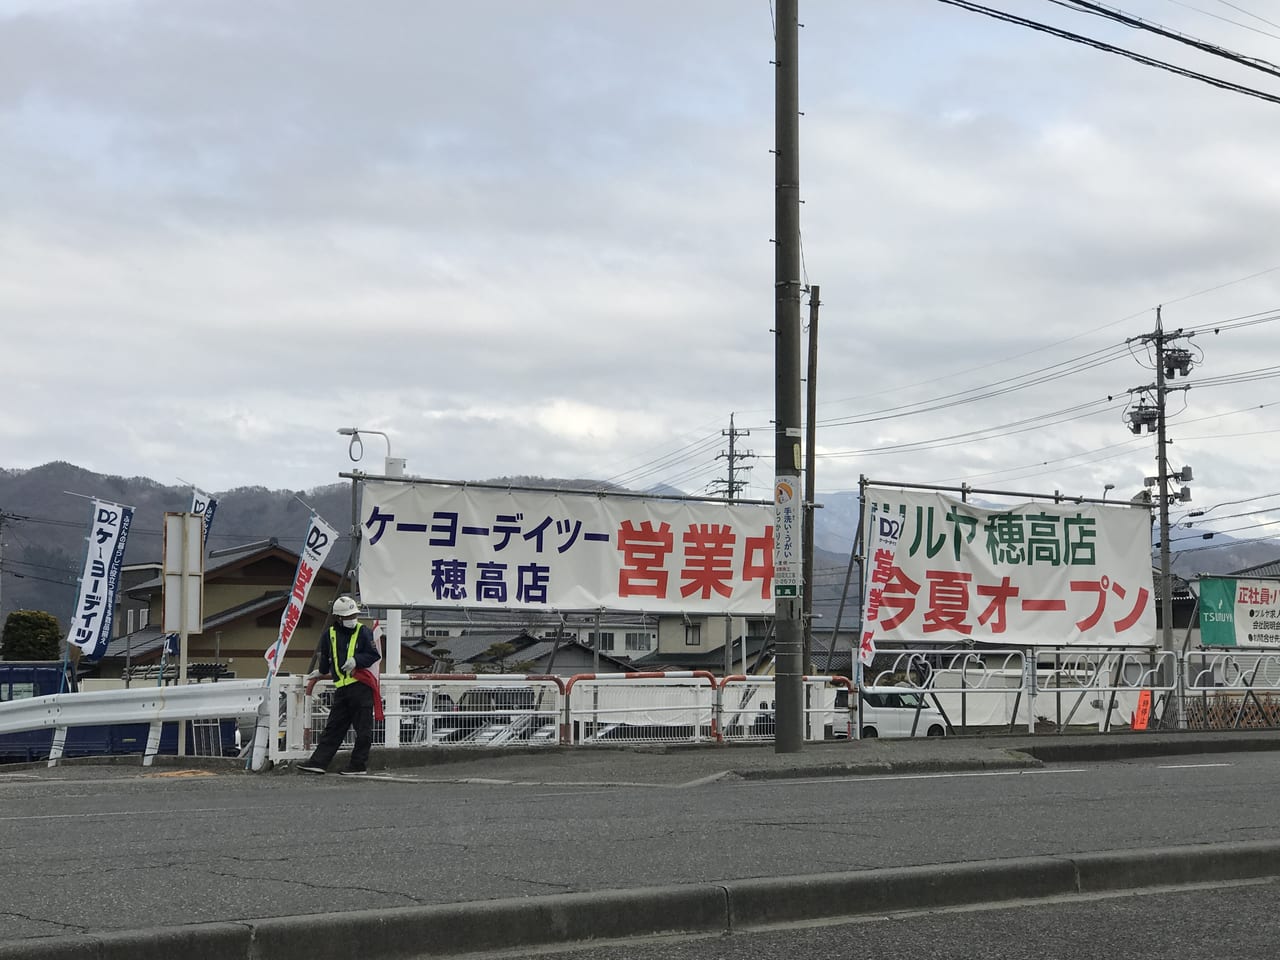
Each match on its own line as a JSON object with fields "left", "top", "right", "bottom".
{"left": 1102, "top": 483, "right": 1115, "bottom": 502}
{"left": 337, "top": 426, "right": 406, "bottom": 748}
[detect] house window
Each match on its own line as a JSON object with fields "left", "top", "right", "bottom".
{"left": 127, "top": 609, "right": 135, "bottom": 634}
{"left": 625, "top": 632, "right": 650, "bottom": 652}
{"left": 422, "top": 629, "right": 450, "bottom": 638}
{"left": 590, "top": 631, "right": 616, "bottom": 651}
{"left": 684, "top": 623, "right": 701, "bottom": 647}
{"left": 139, "top": 609, "right": 149, "bottom": 630}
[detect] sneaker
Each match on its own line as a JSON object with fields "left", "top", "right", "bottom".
{"left": 339, "top": 769, "right": 367, "bottom": 777}
{"left": 297, "top": 764, "right": 326, "bottom": 775}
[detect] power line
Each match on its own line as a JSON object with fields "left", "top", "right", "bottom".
{"left": 819, "top": 343, "right": 1133, "bottom": 428}
{"left": 1050, "top": 0, "right": 1280, "bottom": 81}
{"left": 1160, "top": 0, "right": 1280, "bottom": 41}
{"left": 934, "top": 0, "right": 1280, "bottom": 105}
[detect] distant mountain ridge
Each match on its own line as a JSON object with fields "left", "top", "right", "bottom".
{"left": 3, "top": 463, "right": 1273, "bottom": 630}
{"left": 0, "top": 462, "right": 856, "bottom": 629}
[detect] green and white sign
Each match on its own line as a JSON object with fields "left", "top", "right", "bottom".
{"left": 1199, "top": 576, "right": 1280, "bottom": 648}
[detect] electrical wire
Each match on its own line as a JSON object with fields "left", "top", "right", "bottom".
{"left": 819, "top": 343, "right": 1133, "bottom": 428}
{"left": 1160, "top": 0, "right": 1280, "bottom": 41}
{"left": 1050, "top": 0, "right": 1280, "bottom": 80}
{"left": 934, "top": 0, "right": 1280, "bottom": 105}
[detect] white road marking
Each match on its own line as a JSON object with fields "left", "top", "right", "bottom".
{"left": 0, "top": 806, "right": 234, "bottom": 823}
{"left": 1157, "top": 762, "right": 1232, "bottom": 770}
{"left": 760, "top": 768, "right": 1089, "bottom": 786}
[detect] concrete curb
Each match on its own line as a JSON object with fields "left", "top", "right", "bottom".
{"left": 731, "top": 751, "right": 1042, "bottom": 781}
{"left": 1022, "top": 734, "right": 1280, "bottom": 764}
{"left": 5, "top": 840, "right": 1279, "bottom": 960}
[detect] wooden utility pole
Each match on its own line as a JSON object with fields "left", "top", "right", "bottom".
{"left": 774, "top": 0, "right": 804, "bottom": 753}
{"left": 802, "top": 286, "right": 819, "bottom": 674}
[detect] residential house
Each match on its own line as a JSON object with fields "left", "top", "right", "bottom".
{"left": 92, "top": 540, "right": 345, "bottom": 682}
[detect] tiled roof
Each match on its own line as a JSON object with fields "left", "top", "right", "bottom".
{"left": 99, "top": 627, "right": 168, "bottom": 661}
{"left": 1228, "top": 557, "right": 1280, "bottom": 578}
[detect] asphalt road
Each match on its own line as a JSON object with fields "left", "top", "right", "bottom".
{"left": 3, "top": 742, "right": 1279, "bottom": 944}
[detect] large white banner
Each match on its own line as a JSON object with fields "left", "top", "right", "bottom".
{"left": 358, "top": 482, "right": 777, "bottom": 614}
{"left": 263, "top": 513, "right": 339, "bottom": 678}
{"left": 862, "top": 488, "right": 1156, "bottom": 647}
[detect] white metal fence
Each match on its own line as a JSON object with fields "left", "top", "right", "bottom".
{"left": 8, "top": 649, "right": 1280, "bottom": 769}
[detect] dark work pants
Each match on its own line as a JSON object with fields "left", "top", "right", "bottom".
{"left": 307, "top": 682, "right": 375, "bottom": 771}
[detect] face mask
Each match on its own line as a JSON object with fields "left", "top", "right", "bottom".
{"left": 341, "top": 617, "right": 359, "bottom": 629}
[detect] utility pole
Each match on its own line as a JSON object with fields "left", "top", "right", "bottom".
{"left": 1126, "top": 306, "right": 1195, "bottom": 689}
{"left": 802, "top": 286, "right": 819, "bottom": 674}
{"left": 773, "top": 0, "right": 805, "bottom": 753}
{"left": 711, "top": 413, "right": 754, "bottom": 500}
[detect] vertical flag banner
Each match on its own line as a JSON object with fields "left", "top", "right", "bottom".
{"left": 264, "top": 514, "right": 338, "bottom": 678}
{"left": 66, "top": 500, "right": 133, "bottom": 661}
{"left": 859, "top": 501, "right": 906, "bottom": 668}
{"left": 190, "top": 487, "right": 218, "bottom": 546}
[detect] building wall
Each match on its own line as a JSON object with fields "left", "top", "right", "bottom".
{"left": 119, "top": 581, "right": 343, "bottom": 681}
{"left": 656, "top": 615, "right": 739, "bottom": 655}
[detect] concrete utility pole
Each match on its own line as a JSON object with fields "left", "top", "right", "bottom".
{"left": 712, "top": 413, "right": 754, "bottom": 500}
{"left": 774, "top": 0, "right": 805, "bottom": 753}
{"left": 1154, "top": 308, "right": 1175, "bottom": 660}
{"left": 1126, "top": 307, "right": 1195, "bottom": 695}
{"left": 802, "top": 286, "right": 819, "bottom": 674}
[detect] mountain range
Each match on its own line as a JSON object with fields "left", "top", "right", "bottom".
{"left": 2, "top": 462, "right": 1274, "bottom": 630}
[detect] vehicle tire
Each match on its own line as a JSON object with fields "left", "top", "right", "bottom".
{"left": 927, "top": 725, "right": 945, "bottom": 737}
{"left": 861, "top": 726, "right": 878, "bottom": 739}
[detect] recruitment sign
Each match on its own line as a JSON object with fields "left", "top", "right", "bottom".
{"left": 357, "top": 481, "right": 776, "bottom": 614}
{"left": 1199, "top": 576, "right": 1280, "bottom": 648}
{"left": 862, "top": 488, "right": 1156, "bottom": 647}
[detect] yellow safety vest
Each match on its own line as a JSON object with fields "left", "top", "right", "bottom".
{"left": 330, "top": 625, "right": 360, "bottom": 688}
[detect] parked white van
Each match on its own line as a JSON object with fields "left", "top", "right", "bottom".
{"left": 855, "top": 687, "right": 948, "bottom": 739}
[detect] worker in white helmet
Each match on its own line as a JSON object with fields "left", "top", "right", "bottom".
{"left": 298, "top": 595, "right": 382, "bottom": 775}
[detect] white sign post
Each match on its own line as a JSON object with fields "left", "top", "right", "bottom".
{"left": 163, "top": 512, "right": 204, "bottom": 756}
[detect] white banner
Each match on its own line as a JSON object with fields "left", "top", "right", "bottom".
{"left": 357, "top": 482, "right": 777, "bottom": 614}
{"left": 263, "top": 514, "right": 339, "bottom": 678}
{"left": 66, "top": 501, "right": 133, "bottom": 660}
{"left": 862, "top": 488, "right": 1156, "bottom": 647}
{"left": 859, "top": 502, "right": 905, "bottom": 667}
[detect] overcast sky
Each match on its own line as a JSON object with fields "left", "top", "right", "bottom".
{"left": 3, "top": 0, "right": 1278, "bottom": 551}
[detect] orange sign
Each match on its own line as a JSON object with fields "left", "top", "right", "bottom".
{"left": 1132, "top": 689, "right": 1152, "bottom": 731}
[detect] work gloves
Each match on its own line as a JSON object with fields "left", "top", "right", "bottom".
{"left": 305, "top": 670, "right": 320, "bottom": 681}
{"left": 342, "top": 657, "right": 357, "bottom": 675}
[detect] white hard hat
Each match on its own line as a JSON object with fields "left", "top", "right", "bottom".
{"left": 332, "top": 595, "right": 360, "bottom": 618}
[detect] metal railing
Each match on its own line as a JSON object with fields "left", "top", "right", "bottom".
{"left": 8, "top": 649, "right": 1280, "bottom": 770}
{"left": 0, "top": 679, "right": 266, "bottom": 767}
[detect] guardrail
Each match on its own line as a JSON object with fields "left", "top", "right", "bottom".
{"left": 0, "top": 679, "right": 267, "bottom": 767}
{"left": 8, "top": 648, "right": 1280, "bottom": 770}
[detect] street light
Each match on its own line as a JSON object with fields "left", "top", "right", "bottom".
{"left": 336, "top": 427, "right": 405, "bottom": 477}
{"left": 1102, "top": 483, "right": 1116, "bottom": 502}
{"left": 336, "top": 425, "right": 406, "bottom": 747}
